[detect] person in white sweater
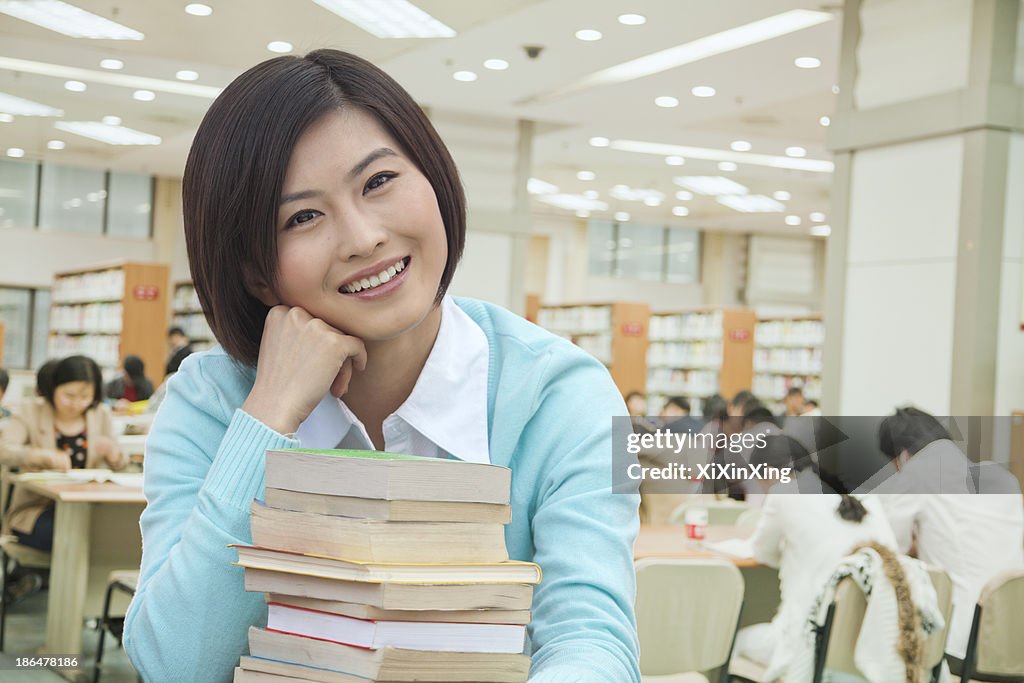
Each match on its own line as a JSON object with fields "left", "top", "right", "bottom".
{"left": 732, "top": 435, "right": 898, "bottom": 681}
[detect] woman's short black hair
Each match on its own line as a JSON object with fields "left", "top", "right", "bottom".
{"left": 183, "top": 48, "right": 466, "bottom": 366}
{"left": 703, "top": 393, "right": 728, "bottom": 421}
{"left": 878, "top": 406, "right": 951, "bottom": 459}
{"left": 44, "top": 355, "right": 103, "bottom": 408}
{"left": 124, "top": 354, "right": 145, "bottom": 381}
{"left": 36, "top": 359, "right": 59, "bottom": 397}
{"left": 665, "top": 396, "right": 690, "bottom": 413}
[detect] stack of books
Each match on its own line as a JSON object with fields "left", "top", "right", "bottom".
{"left": 231, "top": 449, "right": 540, "bottom": 682}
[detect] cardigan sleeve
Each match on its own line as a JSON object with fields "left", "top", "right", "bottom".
{"left": 518, "top": 351, "right": 641, "bottom": 683}
{"left": 123, "top": 354, "right": 299, "bottom": 683}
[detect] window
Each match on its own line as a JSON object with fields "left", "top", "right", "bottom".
{"left": 107, "top": 172, "right": 153, "bottom": 238}
{"left": 0, "top": 287, "right": 50, "bottom": 370}
{"left": 39, "top": 164, "right": 106, "bottom": 235}
{"left": 0, "top": 158, "right": 39, "bottom": 229}
{"left": 587, "top": 220, "right": 702, "bottom": 284}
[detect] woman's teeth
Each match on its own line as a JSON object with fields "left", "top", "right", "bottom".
{"left": 342, "top": 258, "right": 406, "bottom": 293}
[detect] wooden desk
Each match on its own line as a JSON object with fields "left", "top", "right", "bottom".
{"left": 11, "top": 476, "right": 145, "bottom": 681}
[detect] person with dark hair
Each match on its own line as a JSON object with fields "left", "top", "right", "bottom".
{"left": 35, "top": 359, "right": 58, "bottom": 398}
{"left": 0, "top": 367, "right": 10, "bottom": 420}
{"left": 728, "top": 389, "right": 756, "bottom": 417}
{"left": 872, "top": 407, "right": 1024, "bottom": 664}
{"left": 0, "top": 355, "right": 124, "bottom": 602}
{"left": 731, "top": 435, "right": 896, "bottom": 680}
{"left": 781, "top": 386, "right": 805, "bottom": 418}
{"left": 124, "top": 49, "right": 640, "bottom": 682}
{"left": 165, "top": 327, "right": 194, "bottom": 376}
{"left": 106, "top": 355, "right": 155, "bottom": 404}
{"left": 702, "top": 393, "right": 728, "bottom": 422}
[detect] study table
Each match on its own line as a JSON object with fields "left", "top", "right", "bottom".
{"left": 10, "top": 474, "right": 145, "bottom": 681}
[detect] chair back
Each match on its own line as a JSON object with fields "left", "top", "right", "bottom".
{"left": 974, "top": 568, "right": 1024, "bottom": 676}
{"left": 922, "top": 567, "right": 953, "bottom": 674}
{"left": 635, "top": 558, "right": 744, "bottom": 676}
{"left": 821, "top": 576, "right": 867, "bottom": 677}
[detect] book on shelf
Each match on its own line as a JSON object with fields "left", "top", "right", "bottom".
{"left": 234, "top": 546, "right": 541, "bottom": 586}
{"left": 266, "top": 449, "right": 511, "bottom": 504}
{"left": 244, "top": 569, "right": 535, "bottom": 611}
{"left": 249, "top": 501, "right": 508, "bottom": 563}
{"left": 247, "top": 627, "right": 531, "bottom": 682}
{"left": 265, "top": 593, "right": 531, "bottom": 625}
{"left": 263, "top": 487, "right": 512, "bottom": 524}
{"left": 267, "top": 602, "right": 527, "bottom": 653}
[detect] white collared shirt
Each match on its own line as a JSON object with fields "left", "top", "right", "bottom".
{"left": 294, "top": 297, "right": 491, "bottom": 464}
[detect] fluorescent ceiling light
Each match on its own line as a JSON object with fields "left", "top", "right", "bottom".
{"left": 674, "top": 176, "right": 749, "bottom": 196}
{"left": 811, "top": 224, "right": 832, "bottom": 237}
{"left": 589, "top": 136, "right": 610, "bottom": 147}
{"left": 583, "top": 190, "right": 599, "bottom": 199}
{"left": 311, "top": 0, "right": 455, "bottom": 38}
{"left": 537, "top": 193, "right": 608, "bottom": 212}
{"left": 54, "top": 121, "right": 161, "bottom": 145}
{"left": 610, "top": 185, "right": 665, "bottom": 203}
{"left": 6, "top": 147, "right": 25, "bottom": 158}
{"left": 0, "top": 0, "right": 144, "bottom": 39}
{"left": 524, "top": 9, "right": 831, "bottom": 103}
{"left": 0, "top": 57, "right": 221, "bottom": 98}
{"left": 527, "top": 177, "right": 559, "bottom": 195}
{"left": 716, "top": 194, "right": 785, "bottom": 213}
{"left": 0, "top": 91, "right": 62, "bottom": 116}
{"left": 610, "top": 138, "right": 834, "bottom": 173}
{"left": 0, "top": 113, "right": 13, "bottom": 122}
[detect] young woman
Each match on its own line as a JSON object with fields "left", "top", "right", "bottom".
{"left": 123, "top": 49, "right": 640, "bottom": 682}
{"left": 1, "top": 355, "right": 124, "bottom": 548}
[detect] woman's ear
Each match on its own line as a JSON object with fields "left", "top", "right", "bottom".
{"left": 243, "top": 272, "right": 279, "bottom": 307}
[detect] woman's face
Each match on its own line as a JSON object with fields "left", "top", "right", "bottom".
{"left": 53, "top": 381, "right": 94, "bottom": 418}
{"left": 260, "top": 107, "right": 448, "bottom": 343}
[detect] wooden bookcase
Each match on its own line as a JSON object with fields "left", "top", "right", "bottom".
{"left": 646, "top": 308, "right": 756, "bottom": 415}
{"left": 49, "top": 261, "right": 170, "bottom": 384}
{"left": 753, "top": 314, "right": 824, "bottom": 412}
{"left": 172, "top": 281, "right": 216, "bottom": 352}
{"left": 536, "top": 302, "right": 650, "bottom": 397}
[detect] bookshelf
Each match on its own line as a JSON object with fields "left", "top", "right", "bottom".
{"left": 535, "top": 302, "right": 650, "bottom": 397}
{"left": 646, "top": 308, "right": 757, "bottom": 416}
{"left": 172, "top": 281, "right": 216, "bottom": 352}
{"left": 49, "top": 261, "right": 170, "bottom": 384}
{"left": 752, "top": 314, "right": 824, "bottom": 412}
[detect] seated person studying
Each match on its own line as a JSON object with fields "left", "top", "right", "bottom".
{"left": 122, "top": 49, "right": 641, "bottom": 683}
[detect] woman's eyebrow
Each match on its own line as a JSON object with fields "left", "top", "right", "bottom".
{"left": 279, "top": 147, "right": 398, "bottom": 207}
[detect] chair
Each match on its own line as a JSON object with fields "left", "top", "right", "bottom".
{"left": 957, "top": 568, "right": 1024, "bottom": 683}
{"left": 923, "top": 568, "right": 954, "bottom": 683}
{"left": 668, "top": 499, "right": 748, "bottom": 527}
{"left": 635, "top": 558, "right": 744, "bottom": 683}
{"left": 93, "top": 569, "right": 139, "bottom": 683}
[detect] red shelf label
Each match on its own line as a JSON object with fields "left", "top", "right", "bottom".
{"left": 621, "top": 322, "right": 644, "bottom": 337}
{"left": 728, "top": 328, "right": 752, "bottom": 342}
{"left": 133, "top": 285, "right": 160, "bottom": 301}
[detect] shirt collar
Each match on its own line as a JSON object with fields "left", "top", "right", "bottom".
{"left": 294, "top": 297, "right": 491, "bottom": 464}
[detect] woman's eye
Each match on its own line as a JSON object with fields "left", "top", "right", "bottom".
{"left": 286, "top": 209, "right": 321, "bottom": 229}
{"left": 365, "top": 172, "right": 397, "bottom": 193}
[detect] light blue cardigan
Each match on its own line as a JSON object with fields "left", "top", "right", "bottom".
{"left": 123, "top": 297, "right": 641, "bottom": 682}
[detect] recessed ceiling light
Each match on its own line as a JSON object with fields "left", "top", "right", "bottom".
{"left": 665, "top": 155, "right": 685, "bottom": 166}
{"left": 576, "top": 29, "right": 602, "bottom": 41}
{"left": 718, "top": 161, "right": 738, "bottom": 172}
{"left": 717, "top": 194, "right": 785, "bottom": 213}
{"left": 267, "top": 41, "right": 293, "bottom": 53}
{"left": 643, "top": 197, "right": 661, "bottom": 206}
{"left": 0, "top": 113, "right": 12, "bottom": 123}
{"left": 691, "top": 85, "right": 716, "bottom": 98}
{"left": 820, "top": 115, "right": 831, "bottom": 127}
{"left": 47, "top": 139, "right": 64, "bottom": 150}
{"left": 655, "top": 95, "right": 679, "bottom": 108}
{"left": 614, "top": 211, "right": 630, "bottom": 222}
{"left": 810, "top": 212, "right": 826, "bottom": 222}
{"left": 6, "top": 147, "right": 25, "bottom": 158}
{"left": 576, "top": 170, "right": 595, "bottom": 181}
{"left": 311, "top": 0, "right": 455, "bottom": 38}
{"left": 773, "top": 190, "right": 791, "bottom": 201}
{"left": 100, "top": 58, "right": 123, "bottom": 70}
{"left": 576, "top": 209, "right": 590, "bottom": 218}
{"left": 54, "top": 120, "right": 161, "bottom": 145}
{"left": 483, "top": 59, "right": 508, "bottom": 70}
{"left": 184, "top": 3, "right": 213, "bottom": 16}
{"left": 176, "top": 70, "right": 199, "bottom": 81}
{"left": 0, "top": 92, "right": 62, "bottom": 116}
{"left": 730, "top": 140, "right": 752, "bottom": 152}
{"left": 589, "top": 136, "right": 610, "bottom": 147}
{"left": 794, "top": 56, "right": 821, "bottom": 69}
{"left": 618, "top": 13, "right": 646, "bottom": 25}
{"left": 133, "top": 89, "right": 156, "bottom": 101}
{"left": 832, "top": 84, "right": 840, "bottom": 94}
{"left": 811, "top": 224, "right": 832, "bottom": 237}
{"left": 672, "top": 206, "right": 689, "bottom": 216}
{"left": 453, "top": 70, "right": 477, "bottom": 82}
{"left": 527, "top": 177, "right": 559, "bottom": 195}
{"left": 674, "top": 176, "right": 749, "bottom": 196}
{"left": 675, "top": 190, "right": 693, "bottom": 201}
{"left": 785, "top": 146, "right": 807, "bottom": 157}
{"left": 64, "top": 80, "right": 86, "bottom": 92}
{"left": 785, "top": 215, "right": 802, "bottom": 226}
{"left": 0, "top": 1, "right": 144, "bottom": 39}
{"left": 102, "top": 115, "right": 122, "bottom": 125}
{"left": 583, "top": 190, "right": 599, "bottom": 199}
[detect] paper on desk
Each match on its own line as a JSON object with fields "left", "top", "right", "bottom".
{"left": 16, "top": 469, "right": 143, "bottom": 486}
{"left": 704, "top": 537, "right": 755, "bottom": 559}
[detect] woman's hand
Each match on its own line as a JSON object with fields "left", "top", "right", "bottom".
{"left": 242, "top": 305, "right": 367, "bottom": 435}
{"left": 27, "top": 448, "right": 71, "bottom": 472}
{"left": 94, "top": 436, "right": 125, "bottom": 469}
